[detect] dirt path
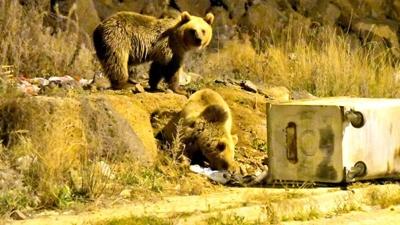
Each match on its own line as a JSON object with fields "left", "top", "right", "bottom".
{"left": 3, "top": 185, "right": 400, "bottom": 225}
{"left": 284, "top": 205, "right": 400, "bottom": 225}
{"left": 3, "top": 187, "right": 337, "bottom": 225}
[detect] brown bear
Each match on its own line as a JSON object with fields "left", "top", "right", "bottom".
{"left": 92, "top": 11, "right": 214, "bottom": 94}
{"left": 160, "top": 89, "right": 238, "bottom": 172}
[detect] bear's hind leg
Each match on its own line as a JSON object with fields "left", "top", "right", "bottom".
{"left": 104, "top": 51, "right": 130, "bottom": 90}
{"left": 148, "top": 61, "right": 164, "bottom": 92}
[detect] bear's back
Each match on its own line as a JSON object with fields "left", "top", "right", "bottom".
{"left": 181, "top": 89, "right": 232, "bottom": 130}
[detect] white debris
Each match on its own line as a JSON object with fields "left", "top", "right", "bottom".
{"left": 30, "top": 77, "right": 50, "bottom": 86}
{"left": 17, "top": 80, "right": 40, "bottom": 96}
{"left": 179, "top": 71, "right": 192, "bottom": 86}
{"left": 97, "top": 161, "right": 115, "bottom": 180}
{"left": 189, "top": 164, "right": 230, "bottom": 184}
{"left": 15, "top": 155, "right": 37, "bottom": 172}
{"left": 79, "top": 78, "right": 93, "bottom": 87}
{"left": 48, "top": 75, "right": 75, "bottom": 83}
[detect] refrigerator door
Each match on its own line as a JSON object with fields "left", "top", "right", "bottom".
{"left": 267, "top": 104, "right": 344, "bottom": 183}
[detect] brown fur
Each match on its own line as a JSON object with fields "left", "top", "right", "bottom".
{"left": 92, "top": 11, "right": 214, "bottom": 94}
{"left": 161, "top": 89, "right": 238, "bottom": 171}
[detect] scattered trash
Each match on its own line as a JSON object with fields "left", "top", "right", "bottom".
{"left": 189, "top": 164, "right": 231, "bottom": 184}
{"left": 17, "top": 80, "right": 41, "bottom": 96}
{"left": 48, "top": 75, "right": 75, "bottom": 83}
{"left": 189, "top": 164, "right": 269, "bottom": 187}
{"left": 12, "top": 75, "right": 92, "bottom": 96}
{"left": 79, "top": 78, "right": 93, "bottom": 87}
{"left": 15, "top": 155, "right": 37, "bottom": 172}
{"left": 97, "top": 161, "right": 115, "bottom": 179}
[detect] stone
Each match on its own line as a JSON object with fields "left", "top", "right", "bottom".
{"left": 321, "top": 3, "right": 341, "bottom": 26}
{"left": 10, "top": 210, "right": 27, "bottom": 220}
{"left": 93, "top": 0, "right": 145, "bottom": 20}
{"left": 239, "top": 1, "right": 283, "bottom": 35}
{"left": 291, "top": 90, "right": 317, "bottom": 100}
{"left": 391, "top": 0, "right": 400, "bottom": 21}
{"left": 222, "top": 0, "right": 247, "bottom": 23}
{"left": 241, "top": 80, "right": 258, "bottom": 93}
{"left": 76, "top": 0, "right": 101, "bottom": 34}
{"left": 214, "top": 79, "right": 227, "bottom": 85}
{"left": 131, "top": 83, "right": 145, "bottom": 94}
{"left": 261, "top": 86, "right": 290, "bottom": 101}
{"left": 351, "top": 19, "right": 400, "bottom": 56}
{"left": 179, "top": 71, "right": 192, "bottom": 86}
{"left": 119, "top": 189, "right": 132, "bottom": 198}
{"left": 175, "top": 0, "right": 210, "bottom": 16}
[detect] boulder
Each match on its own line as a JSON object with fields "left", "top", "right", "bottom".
{"left": 391, "top": 0, "right": 400, "bottom": 21}
{"left": 351, "top": 18, "right": 400, "bottom": 56}
{"left": 141, "top": 0, "right": 170, "bottom": 18}
{"left": 208, "top": 7, "right": 237, "bottom": 48}
{"left": 312, "top": 2, "right": 341, "bottom": 26}
{"left": 175, "top": 0, "right": 210, "bottom": 16}
{"left": 93, "top": 0, "right": 145, "bottom": 20}
{"left": 0, "top": 96, "right": 153, "bottom": 165}
{"left": 76, "top": 0, "right": 101, "bottom": 34}
{"left": 222, "top": 0, "right": 247, "bottom": 23}
{"left": 239, "top": 1, "right": 284, "bottom": 35}
{"left": 260, "top": 86, "right": 290, "bottom": 102}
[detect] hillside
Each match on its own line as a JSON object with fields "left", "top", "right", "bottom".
{"left": 1, "top": 0, "right": 400, "bottom": 224}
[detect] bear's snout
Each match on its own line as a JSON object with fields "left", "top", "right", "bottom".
{"left": 188, "top": 29, "right": 203, "bottom": 46}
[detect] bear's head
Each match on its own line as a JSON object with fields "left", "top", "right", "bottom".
{"left": 176, "top": 11, "right": 214, "bottom": 51}
{"left": 186, "top": 105, "right": 238, "bottom": 172}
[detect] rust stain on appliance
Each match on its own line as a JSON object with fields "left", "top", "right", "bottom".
{"left": 316, "top": 125, "right": 337, "bottom": 180}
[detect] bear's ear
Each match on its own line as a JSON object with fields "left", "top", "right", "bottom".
{"left": 204, "top": 13, "right": 214, "bottom": 25}
{"left": 201, "top": 105, "right": 228, "bottom": 123}
{"left": 181, "top": 11, "right": 191, "bottom": 23}
{"left": 232, "top": 135, "right": 238, "bottom": 145}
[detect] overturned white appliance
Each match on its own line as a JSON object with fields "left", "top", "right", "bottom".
{"left": 267, "top": 97, "right": 400, "bottom": 184}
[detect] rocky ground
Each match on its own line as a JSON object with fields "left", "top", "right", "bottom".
{"left": 42, "top": 0, "right": 400, "bottom": 59}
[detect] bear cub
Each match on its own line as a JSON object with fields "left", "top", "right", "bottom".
{"left": 160, "top": 89, "right": 238, "bottom": 172}
{"left": 93, "top": 11, "right": 214, "bottom": 94}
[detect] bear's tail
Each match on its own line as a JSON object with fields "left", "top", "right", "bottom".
{"left": 200, "top": 105, "right": 228, "bottom": 123}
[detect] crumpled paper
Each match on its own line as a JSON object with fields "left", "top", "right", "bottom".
{"left": 189, "top": 164, "right": 231, "bottom": 184}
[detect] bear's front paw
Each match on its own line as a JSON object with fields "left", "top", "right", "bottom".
{"left": 145, "top": 87, "right": 165, "bottom": 93}
{"left": 171, "top": 86, "right": 187, "bottom": 96}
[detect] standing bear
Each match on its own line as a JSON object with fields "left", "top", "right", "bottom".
{"left": 160, "top": 89, "right": 238, "bottom": 172}
{"left": 92, "top": 11, "right": 214, "bottom": 94}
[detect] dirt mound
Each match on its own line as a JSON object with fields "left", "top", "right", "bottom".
{"left": 0, "top": 96, "right": 152, "bottom": 165}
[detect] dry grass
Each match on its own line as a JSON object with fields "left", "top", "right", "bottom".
{"left": 0, "top": 1, "right": 96, "bottom": 79}
{"left": 364, "top": 184, "right": 400, "bottom": 209}
{"left": 190, "top": 24, "right": 400, "bottom": 98}
{"left": 93, "top": 215, "right": 172, "bottom": 225}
